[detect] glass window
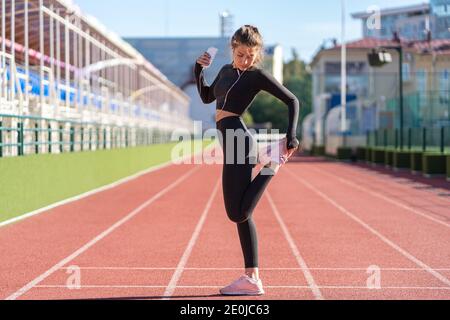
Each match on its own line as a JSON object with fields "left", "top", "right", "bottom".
{"left": 433, "top": 4, "right": 450, "bottom": 16}
{"left": 324, "top": 62, "right": 369, "bottom": 96}
{"left": 439, "top": 69, "right": 449, "bottom": 103}
{"left": 402, "top": 63, "right": 411, "bottom": 81}
{"left": 416, "top": 69, "right": 427, "bottom": 105}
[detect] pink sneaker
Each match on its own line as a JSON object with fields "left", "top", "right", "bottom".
{"left": 251, "top": 137, "right": 292, "bottom": 180}
{"left": 219, "top": 275, "right": 265, "bottom": 296}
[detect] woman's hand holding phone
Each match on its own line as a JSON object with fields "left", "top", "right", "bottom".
{"left": 196, "top": 47, "right": 218, "bottom": 68}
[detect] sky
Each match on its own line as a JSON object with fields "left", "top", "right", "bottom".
{"left": 73, "top": 0, "right": 426, "bottom": 63}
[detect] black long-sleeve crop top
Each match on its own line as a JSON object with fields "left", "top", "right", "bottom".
{"left": 194, "top": 62, "right": 301, "bottom": 139}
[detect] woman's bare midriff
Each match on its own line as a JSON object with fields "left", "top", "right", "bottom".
{"left": 216, "top": 110, "right": 241, "bottom": 123}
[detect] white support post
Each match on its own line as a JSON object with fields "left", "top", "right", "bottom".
{"left": 114, "top": 50, "right": 118, "bottom": 116}
{"left": 86, "top": 30, "right": 90, "bottom": 112}
{"left": 78, "top": 16, "right": 82, "bottom": 111}
{"left": 1, "top": 0, "right": 5, "bottom": 100}
{"left": 106, "top": 48, "right": 111, "bottom": 112}
{"left": 101, "top": 40, "right": 105, "bottom": 116}
{"left": 73, "top": 16, "right": 78, "bottom": 111}
{"left": 39, "top": 0, "right": 44, "bottom": 110}
{"left": 56, "top": 8, "right": 61, "bottom": 115}
{"left": 24, "top": 0, "right": 29, "bottom": 107}
{"left": 121, "top": 64, "right": 124, "bottom": 101}
{"left": 49, "top": 4, "right": 55, "bottom": 110}
{"left": 126, "top": 67, "right": 133, "bottom": 105}
{"left": 341, "top": 0, "right": 347, "bottom": 134}
{"left": 65, "top": 14, "right": 69, "bottom": 110}
{"left": 92, "top": 38, "right": 96, "bottom": 112}
{"left": 11, "top": 0, "right": 15, "bottom": 102}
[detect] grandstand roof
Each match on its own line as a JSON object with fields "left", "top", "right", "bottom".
{"left": 0, "top": 0, "right": 178, "bottom": 89}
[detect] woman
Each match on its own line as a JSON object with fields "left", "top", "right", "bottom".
{"left": 194, "top": 25, "right": 301, "bottom": 296}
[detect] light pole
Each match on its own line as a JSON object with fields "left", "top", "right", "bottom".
{"left": 397, "top": 45, "right": 404, "bottom": 150}
{"left": 341, "top": 0, "right": 348, "bottom": 138}
{"left": 368, "top": 40, "right": 404, "bottom": 150}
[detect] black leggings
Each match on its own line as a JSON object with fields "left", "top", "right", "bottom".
{"left": 216, "top": 116, "right": 275, "bottom": 268}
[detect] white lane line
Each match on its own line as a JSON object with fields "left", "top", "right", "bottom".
{"left": 333, "top": 162, "right": 450, "bottom": 204}
{"left": 266, "top": 192, "right": 324, "bottom": 300}
{"left": 57, "top": 267, "right": 450, "bottom": 271}
{"left": 308, "top": 166, "right": 450, "bottom": 228}
{"left": 33, "top": 285, "right": 450, "bottom": 291}
{"left": 0, "top": 141, "right": 217, "bottom": 229}
{"left": 285, "top": 167, "right": 450, "bottom": 288}
{"left": 162, "top": 178, "right": 221, "bottom": 299}
{"left": 4, "top": 165, "right": 202, "bottom": 300}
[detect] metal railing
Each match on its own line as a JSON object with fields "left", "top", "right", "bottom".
{"left": 366, "top": 127, "right": 450, "bottom": 153}
{"left": 0, "top": 113, "right": 173, "bottom": 158}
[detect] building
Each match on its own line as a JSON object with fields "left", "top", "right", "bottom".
{"left": 262, "top": 44, "right": 284, "bottom": 84}
{"left": 431, "top": 0, "right": 450, "bottom": 39}
{"left": 304, "top": 2, "right": 450, "bottom": 155}
{"left": 351, "top": 2, "right": 450, "bottom": 41}
{"left": 307, "top": 37, "right": 450, "bottom": 153}
{"left": 352, "top": 3, "right": 431, "bottom": 41}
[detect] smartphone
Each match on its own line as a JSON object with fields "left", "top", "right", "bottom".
{"left": 205, "top": 47, "right": 218, "bottom": 68}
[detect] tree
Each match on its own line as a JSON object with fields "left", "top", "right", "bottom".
{"left": 284, "top": 74, "right": 312, "bottom": 128}
{"left": 250, "top": 92, "right": 288, "bottom": 131}
{"left": 284, "top": 48, "right": 306, "bottom": 81}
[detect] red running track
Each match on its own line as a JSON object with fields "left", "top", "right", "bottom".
{"left": 0, "top": 150, "right": 449, "bottom": 300}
